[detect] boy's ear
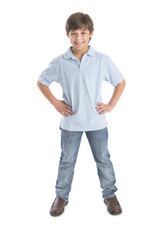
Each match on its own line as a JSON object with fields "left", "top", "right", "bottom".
{"left": 90, "top": 31, "right": 94, "bottom": 37}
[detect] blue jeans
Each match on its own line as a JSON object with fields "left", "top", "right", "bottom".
{"left": 55, "top": 127, "right": 117, "bottom": 201}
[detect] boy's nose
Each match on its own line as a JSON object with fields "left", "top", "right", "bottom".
{"left": 76, "top": 36, "right": 82, "bottom": 40}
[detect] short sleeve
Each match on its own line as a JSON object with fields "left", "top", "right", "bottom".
{"left": 38, "top": 59, "right": 58, "bottom": 86}
{"left": 104, "top": 56, "right": 124, "bottom": 87}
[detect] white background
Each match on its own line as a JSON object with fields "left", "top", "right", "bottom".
{"left": 0, "top": 0, "right": 160, "bottom": 239}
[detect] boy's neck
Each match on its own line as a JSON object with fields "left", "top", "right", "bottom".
{"left": 71, "top": 45, "right": 89, "bottom": 61}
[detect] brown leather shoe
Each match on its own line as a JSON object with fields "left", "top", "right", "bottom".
{"left": 104, "top": 196, "right": 122, "bottom": 215}
{"left": 49, "top": 197, "right": 68, "bottom": 216}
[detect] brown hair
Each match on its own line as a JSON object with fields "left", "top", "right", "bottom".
{"left": 65, "top": 12, "right": 94, "bottom": 35}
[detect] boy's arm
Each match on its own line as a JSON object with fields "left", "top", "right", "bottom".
{"left": 37, "top": 81, "right": 73, "bottom": 117}
{"left": 96, "top": 79, "right": 126, "bottom": 114}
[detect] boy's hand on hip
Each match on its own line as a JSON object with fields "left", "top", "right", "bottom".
{"left": 53, "top": 99, "right": 73, "bottom": 117}
{"left": 96, "top": 102, "right": 113, "bottom": 114}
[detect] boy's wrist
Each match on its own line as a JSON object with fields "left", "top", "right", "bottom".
{"left": 51, "top": 97, "right": 58, "bottom": 106}
{"left": 108, "top": 102, "right": 115, "bottom": 110}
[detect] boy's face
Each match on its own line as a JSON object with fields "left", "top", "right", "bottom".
{"left": 67, "top": 27, "right": 94, "bottom": 52}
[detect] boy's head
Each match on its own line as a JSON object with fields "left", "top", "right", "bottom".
{"left": 65, "top": 12, "right": 94, "bottom": 43}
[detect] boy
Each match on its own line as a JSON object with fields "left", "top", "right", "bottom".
{"left": 37, "top": 12, "right": 126, "bottom": 216}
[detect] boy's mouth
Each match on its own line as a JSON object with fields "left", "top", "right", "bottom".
{"left": 75, "top": 42, "right": 84, "bottom": 45}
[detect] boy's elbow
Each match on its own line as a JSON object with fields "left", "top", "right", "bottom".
{"left": 37, "top": 81, "right": 49, "bottom": 91}
{"left": 116, "top": 79, "right": 126, "bottom": 89}
{"left": 37, "top": 80, "right": 43, "bottom": 89}
{"left": 122, "top": 79, "right": 126, "bottom": 88}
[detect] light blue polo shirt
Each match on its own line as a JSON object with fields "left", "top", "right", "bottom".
{"left": 38, "top": 46, "right": 124, "bottom": 131}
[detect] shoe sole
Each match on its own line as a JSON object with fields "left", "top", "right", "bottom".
{"left": 50, "top": 202, "right": 68, "bottom": 217}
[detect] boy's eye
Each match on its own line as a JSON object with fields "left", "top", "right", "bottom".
{"left": 82, "top": 32, "right": 86, "bottom": 34}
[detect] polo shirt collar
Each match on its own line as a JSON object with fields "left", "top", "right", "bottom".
{"left": 63, "top": 45, "right": 95, "bottom": 59}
